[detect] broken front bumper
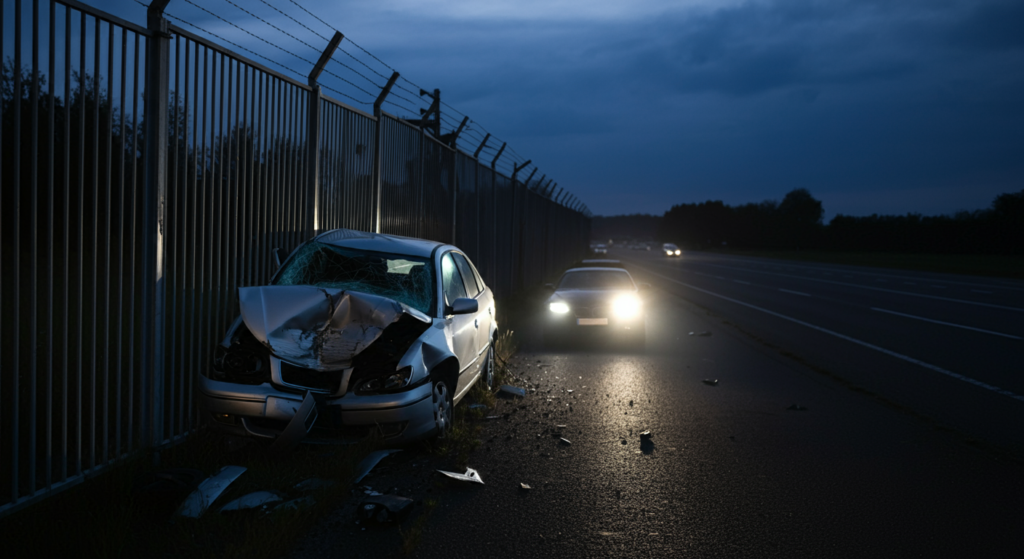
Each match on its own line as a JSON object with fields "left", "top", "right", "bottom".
{"left": 198, "top": 375, "right": 437, "bottom": 444}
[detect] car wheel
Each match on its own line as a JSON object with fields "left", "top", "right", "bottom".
{"left": 431, "top": 379, "right": 454, "bottom": 439}
{"left": 484, "top": 343, "right": 496, "bottom": 391}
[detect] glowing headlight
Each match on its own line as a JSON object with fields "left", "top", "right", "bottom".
{"left": 549, "top": 302, "right": 570, "bottom": 314}
{"left": 674, "top": 250, "right": 681, "bottom": 255}
{"left": 612, "top": 295, "right": 642, "bottom": 319}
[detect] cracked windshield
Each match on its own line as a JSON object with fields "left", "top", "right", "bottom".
{"left": 275, "top": 242, "right": 435, "bottom": 314}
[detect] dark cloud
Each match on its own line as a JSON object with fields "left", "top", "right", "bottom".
{"left": 945, "top": 1, "right": 1024, "bottom": 51}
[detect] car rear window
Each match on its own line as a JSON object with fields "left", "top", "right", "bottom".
{"left": 274, "top": 241, "right": 435, "bottom": 314}
{"left": 557, "top": 270, "right": 635, "bottom": 290}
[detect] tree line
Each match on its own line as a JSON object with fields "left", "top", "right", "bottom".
{"left": 656, "top": 188, "right": 1024, "bottom": 255}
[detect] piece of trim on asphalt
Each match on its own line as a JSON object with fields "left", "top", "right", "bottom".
{"left": 437, "top": 467, "right": 485, "bottom": 484}
{"left": 353, "top": 449, "right": 402, "bottom": 484}
{"left": 634, "top": 265, "right": 1024, "bottom": 403}
{"left": 871, "top": 308, "right": 1022, "bottom": 340}
{"left": 176, "top": 465, "right": 247, "bottom": 518}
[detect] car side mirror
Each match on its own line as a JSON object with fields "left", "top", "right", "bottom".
{"left": 544, "top": 283, "right": 555, "bottom": 291}
{"left": 450, "top": 298, "right": 479, "bottom": 315}
{"left": 638, "top": 283, "right": 651, "bottom": 291}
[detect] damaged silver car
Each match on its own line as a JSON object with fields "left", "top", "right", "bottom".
{"left": 199, "top": 229, "right": 497, "bottom": 445}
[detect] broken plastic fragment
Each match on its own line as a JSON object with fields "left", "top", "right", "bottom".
{"left": 176, "top": 465, "right": 247, "bottom": 518}
{"left": 499, "top": 385, "right": 527, "bottom": 397}
{"left": 353, "top": 449, "right": 402, "bottom": 483}
{"left": 486, "top": 415, "right": 501, "bottom": 419}
{"left": 702, "top": 379, "right": 718, "bottom": 386}
{"left": 436, "top": 467, "right": 485, "bottom": 484}
{"left": 555, "top": 424, "right": 567, "bottom": 429}
{"left": 639, "top": 430, "right": 652, "bottom": 439}
{"left": 689, "top": 331, "right": 712, "bottom": 337}
{"left": 559, "top": 438, "right": 572, "bottom": 445}
{"left": 360, "top": 494, "right": 414, "bottom": 523}
{"left": 219, "top": 491, "right": 284, "bottom": 513}
{"left": 268, "top": 391, "right": 319, "bottom": 452}
{"left": 520, "top": 483, "right": 531, "bottom": 490}
{"left": 293, "top": 478, "right": 337, "bottom": 492}
{"left": 271, "top": 496, "right": 316, "bottom": 513}
{"left": 787, "top": 404, "right": 808, "bottom": 411}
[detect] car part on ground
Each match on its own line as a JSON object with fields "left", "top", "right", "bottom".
{"left": 176, "top": 465, "right": 247, "bottom": 518}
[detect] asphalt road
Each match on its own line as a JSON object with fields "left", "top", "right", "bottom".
{"left": 290, "top": 252, "right": 1024, "bottom": 558}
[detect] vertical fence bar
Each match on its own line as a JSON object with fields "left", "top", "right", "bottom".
{"left": 142, "top": 0, "right": 169, "bottom": 444}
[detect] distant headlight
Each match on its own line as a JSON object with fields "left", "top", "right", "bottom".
{"left": 665, "top": 250, "right": 672, "bottom": 255}
{"left": 549, "top": 302, "right": 570, "bottom": 314}
{"left": 612, "top": 295, "right": 642, "bottom": 319}
{"left": 674, "top": 250, "right": 681, "bottom": 255}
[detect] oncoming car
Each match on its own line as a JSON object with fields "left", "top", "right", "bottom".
{"left": 662, "top": 243, "right": 681, "bottom": 256}
{"left": 544, "top": 267, "right": 648, "bottom": 349}
{"left": 199, "top": 229, "right": 497, "bottom": 445}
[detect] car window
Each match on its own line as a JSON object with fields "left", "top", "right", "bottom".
{"left": 274, "top": 241, "right": 435, "bottom": 314}
{"left": 557, "top": 270, "right": 636, "bottom": 290}
{"left": 452, "top": 253, "right": 480, "bottom": 297}
{"left": 466, "top": 256, "right": 486, "bottom": 292}
{"left": 441, "top": 253, "right": 469, "bottom": 306}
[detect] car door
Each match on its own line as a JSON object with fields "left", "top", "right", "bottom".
{"left": 440, "top": 252, "right": 478, "bottom": 397}
{"left": 452, "top": 252, "right": 492, "bottom": 365}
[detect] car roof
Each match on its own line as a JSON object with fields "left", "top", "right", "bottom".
{"left": 314, "top": 228, "right": 445, "bottom": 258}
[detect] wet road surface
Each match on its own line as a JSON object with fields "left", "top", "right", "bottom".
{"left": 291, "top": 253, "right": 1024, "bottom": 557}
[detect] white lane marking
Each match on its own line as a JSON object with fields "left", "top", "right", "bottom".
{"left": 779, "top": 288, "right": 811, "bottom": 297}
{"left": 700, "top": 255, "right": 1024, "bottom": 292}
{"left": 872, "top": 308, "right": 1022, "bottom": 340}
{"left": 634, "top": 264, "right": 1024, "bottom": 403}
{"left": 972, "top": 289, "right": 994, "bottom": 294}
{"left": 734, "top": 280, "right": 751, "bottom": 285}
{"left": 683, "top": 261, "right": 1024, "bottom": 313}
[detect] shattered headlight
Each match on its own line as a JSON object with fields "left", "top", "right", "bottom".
{"left": 355, "top": 366, "right": 413, "bottom": 395}
{"left": 211, "top": 325, "right": 270, "bottom": 384}
{"left": 612, "top": 295, "right": 642, "bottom": 319}
{"left": 549, "top": 302, "right": 570, "bottom": 314}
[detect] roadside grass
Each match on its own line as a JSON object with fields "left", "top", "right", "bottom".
{"left": 706, "top": 249, "right": 1024, "bottom": 279}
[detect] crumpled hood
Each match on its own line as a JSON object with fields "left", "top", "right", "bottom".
{"left": 238, "top": 286, "right": 430, "bottom": 371}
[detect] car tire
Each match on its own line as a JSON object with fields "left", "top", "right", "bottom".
{"left": 484, "top": 343, "right": 496, "bottom": 391}
{"left": 431, "top": 378, "right": 454, "bottom": 439}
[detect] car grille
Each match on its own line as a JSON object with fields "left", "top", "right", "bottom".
{"left": 573, "top": 305, "right": 608, "bottom": 319}
{"left": 279, "top": 361, "right": 342, "bottom": 393}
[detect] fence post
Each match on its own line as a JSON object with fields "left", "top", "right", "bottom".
{"left": 511, "top": 160, "right": 531, "bottom": 294}
{"left": 307, "top": 32, "right": 344, "bottom": 237}
{"left": 490, "top": 143, "right": 505, "bottom": 293}
{"left": 373, "top": 72, "right": 399, "bottom": 233}
{"left": 142, "top": 0, "right": 171, "bottom": 448}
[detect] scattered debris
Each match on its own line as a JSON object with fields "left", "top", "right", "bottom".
{"left": 486, "top": 415, "right": 502, "bottom": 420}
{"left": 499, "top": 385, "right": 527, "bottom": 398}
{"left": 176, "top": 465, "right": 247, "bottom": 518}
{"left": 271, "top": 496, "right": 316, "bottom": 514}
{"left": 437, "top": 467, "right": 485, "bottom": 484}
{"left": 787, "top": 404, "right": 808, "bottom": 411}
{"left": 359, "top": 494, "right": 414, "bottom": 524}
{"left": 555, "top": 425, "right": 567, "bottom": 429}
{"left": 702, "top": 379, "right": 719, "bottom": 386}
{"left": 566, "top": 389, "right": 574, "bottom": 394}
{"left": 559, "top": 438, "right": 572, "bottom": 445}
{"left": 689, "top": 331, "right": 712, "bottom": 337}
{"left": 520, "top": 483, "right": 531, "bottom": 490}
{"left": 639, "top": 430, "right": 652, "bottom": 439}
{"left": 268, "top": 391, "right": 319, "bottom": 452}
{"left": 353, "top": 449, "right": 402, "bottom": 484}
{"left": 219, "top": 491, "right": 284, "bottom": 513}
{"left": 629, "top": 400, "right": 634, "bottom": 407}
{"left": 294, "top": 478, "right": 336, "bottom": 492}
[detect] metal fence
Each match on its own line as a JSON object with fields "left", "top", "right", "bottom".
{"left": 0, "top": 0, "right": 589, "bottom": 515}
